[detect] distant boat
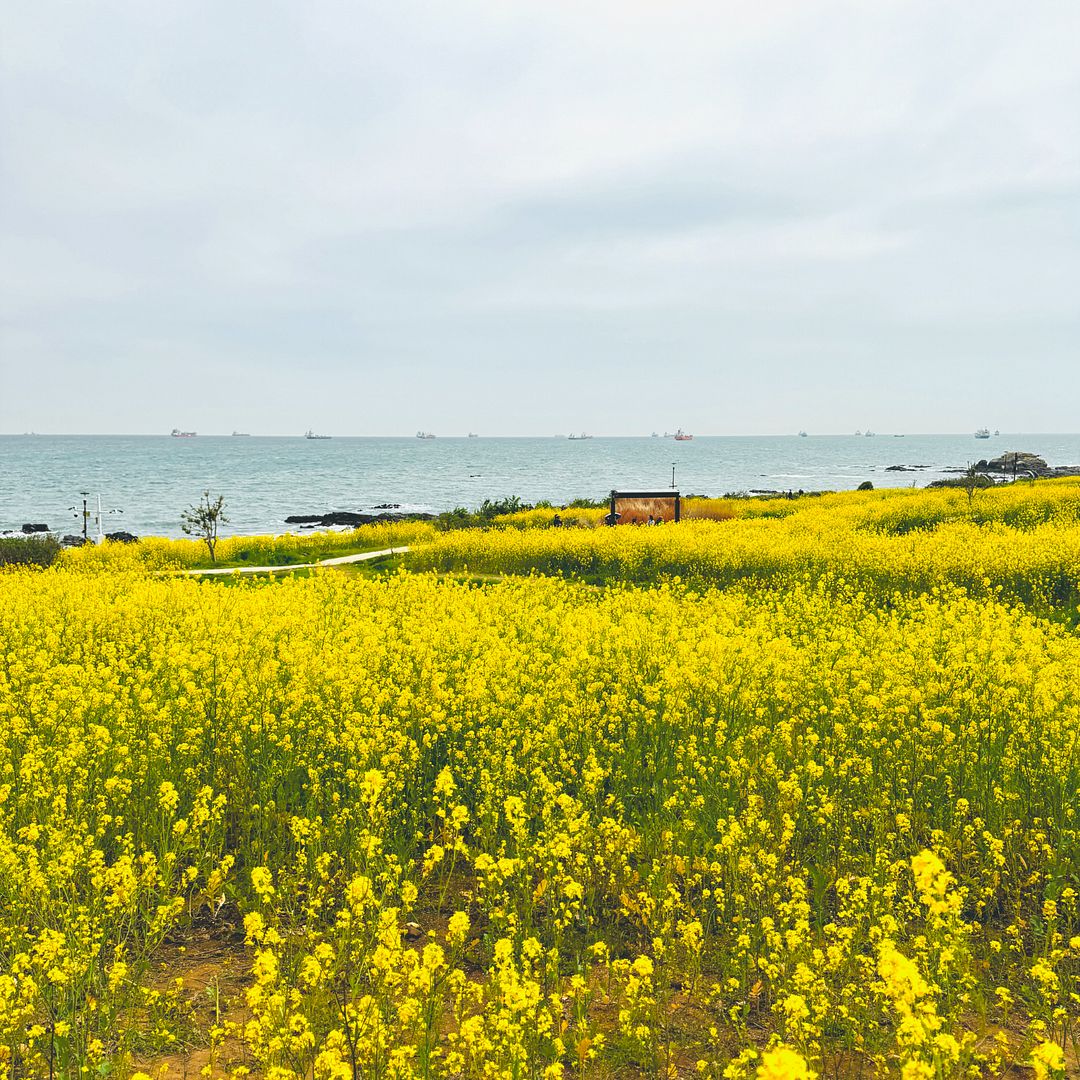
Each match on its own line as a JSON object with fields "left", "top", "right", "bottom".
{"left": 171, "top": 428, "right": 196, "bottom": 437}
{"left": 674, "top": 429, "right": 693, "bottom": 441}
{"left": 416, "top": 431, "right": 436, "bottom": 439}
{"left": 994, "top": 429, "right": 1000, "bottom": 436}
{"left": 854, "top": 430, "right": 862, "bottom": 436}
{"left": 974, "top": 428, "right": 991, "bottom": 439}
{"left": 467, "top": 432, "right": 479, "bottom": 438}
{"left": 798, "top": 430, "right": 808, "bottom": 437}
{"left": 305, "top": 430, "right": 331, "bottom": 440}
{"left": 568, "top": 432, "right": 593, "bottom": 440}
{"left": 864, "top": 430, "right": 876, "bottom": 437}
{"left": 232, "top": 431, "right": 251, "bottom": 437}
{"left": 650, "top": 432, "right": 659, "bottom": 438}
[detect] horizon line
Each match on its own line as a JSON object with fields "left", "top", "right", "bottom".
{"left": 2, "top": 431, "right": 1074, "bottom": 440}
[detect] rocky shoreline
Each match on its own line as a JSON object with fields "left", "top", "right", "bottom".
{"left": 972, "top": 451, "right": 1080, "bottom": 478}
{"left": 284, "top": 504, "right": 437, "bottom": 529}
{"left": 934, "top": 451, "right": 1080, "bottom": 480}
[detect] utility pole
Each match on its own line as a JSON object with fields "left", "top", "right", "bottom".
{"left": 671, "top": 463, "right": 676, "bottom": 489}
{"left": 80, "top": 491, "right": 90, "bottom": 541}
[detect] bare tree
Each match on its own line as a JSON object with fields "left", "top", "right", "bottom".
{"left": 181, "top": 491, "right": 228, "bottom": 563}
{"left": 961, "top": 464, "right": 988, "bottom": 506}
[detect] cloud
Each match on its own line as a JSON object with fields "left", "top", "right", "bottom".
{"left": 1, "top": 0, "right": 1078, "bottom": 434}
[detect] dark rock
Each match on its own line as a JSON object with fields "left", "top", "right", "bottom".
{"left": 982, "top": 451, "right": 1048, "bottom": 474}
{"left": 285, "top": 512, "right": 373, "bottom": 527}
{"left": 972, "top": 451, "right": 1080, "bottom": 477}
{"left": 105, "top": 531, "right": 138, "bottom": 543}
{"left": 285, "top": 510, "right": 436, "bottom": 528}
{"left": 21, "top": 523, "right": 49, "bottom": 533}
{"left": 60, "top": 535, "right": 88, "bottom": 547}
{"left": 372, "top": 503, "right": 402, "bottom": 510}
{"left": 857, "top": 481, "right": 874, "bottom": 491}
{"left": 886, "top": 465, "right": 931, "bottom": 471}
{"left": 973, "top": 451, "right": 1080, "bottom": 479}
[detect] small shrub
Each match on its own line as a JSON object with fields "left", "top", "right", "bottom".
{"left": 181, "top": 491, "right": 228, "bottom": 563}
{"left": 436, "top": 496, "right": 532, "bottom": 531}
{"left": 435, "top": 507, "right": 483, "bottom": 531}
{"left": 0, "top": 535, "right": 61, "bottom": 569}
{"left": 479, "top": 496, "right": 525, "bottom": 518}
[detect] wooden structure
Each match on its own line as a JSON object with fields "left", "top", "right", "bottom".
{"left": 608, "top": 490, "right": 681, "bottom": 525}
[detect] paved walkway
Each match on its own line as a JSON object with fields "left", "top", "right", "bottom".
{"left": 183, "top": 547, "right": 408, "bottom": 576}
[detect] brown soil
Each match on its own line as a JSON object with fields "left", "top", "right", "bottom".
{"left": 135, "top": 925, "right": 254, "bottom": 1079}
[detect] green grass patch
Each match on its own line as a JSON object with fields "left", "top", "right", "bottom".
{"left": 191, "top": 538, "right": 404, "bottom": 571}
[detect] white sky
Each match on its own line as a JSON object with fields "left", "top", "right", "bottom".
{"left": 1, "top": 1, "right": 1078, "bottom": 435}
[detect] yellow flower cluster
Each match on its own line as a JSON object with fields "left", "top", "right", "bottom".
{"left": 2, "top": 483, "right": 1080, "bottom": 1074}
{"left": 420, "top": 479, "right": 1080, "bottom": 608}
{"left": 61, "top": 519, "right": 434, "bottom": 571}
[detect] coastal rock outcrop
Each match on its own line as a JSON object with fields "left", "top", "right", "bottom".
{"left": 932, "top": 450, "right": 1080, "bottom": 486}
{"left": 972, "top": 452, "right": 1080, "bottom": 479}
{"left": 105, "top": 531, "right": 138, "bottom": 543}
{"left": 21, "top": 523, "right": 50, "bottom": 533}
{"left": 285, "top": 510, "right": 436, "bottom": 529}
{"left": 977, "top": 452, "right": 1048, "bottom": 474}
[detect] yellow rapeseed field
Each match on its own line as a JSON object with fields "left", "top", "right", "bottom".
{"left": 420, "top": 480, "right": 1080, "bottom": 609}
{"left": 60, "top": 520, "right": 435, "bottom": 572}
{"left": 2, "top": 484, "right": 1079, "bottom": 1078}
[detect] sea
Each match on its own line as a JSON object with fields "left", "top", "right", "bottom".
{"left": 4, "top": 433, "right": 1080, "bottom": 540}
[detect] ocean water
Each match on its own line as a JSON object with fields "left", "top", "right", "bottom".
{"left": 3, "top": 433, "right": 1080, "bottom": 539}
